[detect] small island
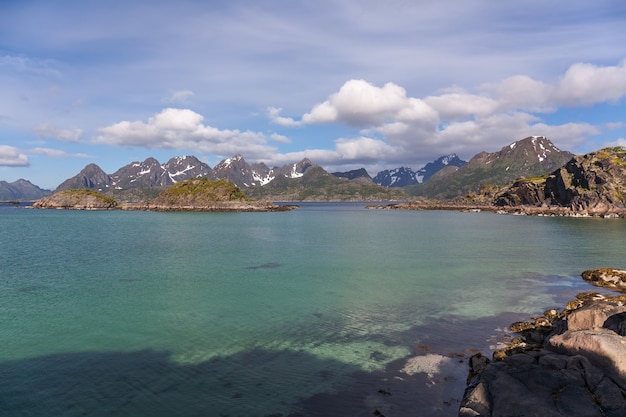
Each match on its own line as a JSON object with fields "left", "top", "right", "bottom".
{"left": 32, "top": 178, "right": 297, "bottom": 212}
{"left": 33, "top": 189, "right": 118, "bottom": 210}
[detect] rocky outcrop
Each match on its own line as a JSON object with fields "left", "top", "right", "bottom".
{"left": 494, "top": 147, "right": 626, "bottom": 216}
{"left": 460, "top": 273, "right": 626, "bottom": 417}
{"left": 493, "top": 177, "right": 547, "bottom": 207}
{"left": 582, "top": 268, "right": 626, "bottom": 292}
{"left": 33, "top": 189, "right": 118, "bottom": 209}
{"left": 545, "top": 148, "right": 626, "bottom": 211}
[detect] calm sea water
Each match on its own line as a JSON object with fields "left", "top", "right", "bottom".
{"left": 1, "top": 203, "right": 624, "bottom": 416}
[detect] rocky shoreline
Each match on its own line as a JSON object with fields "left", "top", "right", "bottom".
{"left": 368, "top": 201, "right": 626, "bottom": 218}
{"left": 460, "top": 268, "right": 626, "bottom": 416}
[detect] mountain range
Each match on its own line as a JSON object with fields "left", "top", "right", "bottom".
{"left": 5, "top": 135, "right": 582, "bottom": 202}
{"left": 372, "top": 154, "right": 467, "bottom": 187}
{"left": 406, "top": 136, "right": 574, "bottom": 199}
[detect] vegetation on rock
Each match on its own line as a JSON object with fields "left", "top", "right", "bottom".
{"left": 33, "top": 189, "right": 118, "bottom": 209}
{"left": 493, "top": 147, "right": 626, "bottom": 213}
{"left": 150, "top": 178, "right": 250, "bottom": 206}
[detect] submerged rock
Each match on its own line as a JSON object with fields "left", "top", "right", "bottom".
{"left": 460, "top": 276, "right": 626, "bottom": 417}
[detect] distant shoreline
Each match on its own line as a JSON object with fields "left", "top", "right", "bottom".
{"left": 367, "top": 201, "right": 626, "bottom": 218}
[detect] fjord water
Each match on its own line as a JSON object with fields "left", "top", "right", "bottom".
{"left": 1, "top": 203, "right": 625, "bottom": 416}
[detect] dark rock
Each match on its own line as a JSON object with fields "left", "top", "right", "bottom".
{"left": 460, "top": 292, "right": 626, "bottom": 416}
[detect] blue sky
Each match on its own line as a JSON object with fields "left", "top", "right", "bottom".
{"left": 1, "top": 0, "right": 625, "bottom": 189}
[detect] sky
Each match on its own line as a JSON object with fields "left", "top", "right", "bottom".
{"left": 1, "top": 0, "right": 626, "bottom": 189}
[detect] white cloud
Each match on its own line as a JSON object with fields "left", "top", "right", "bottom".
{"left": 302, "top": 79, "right": 435, "bottom": 127}
{"left": 33, "top": 124, "right": 83, "bottom": 142}
{"left": 554, "top": 60, "right": 626, "bottom": 106}
{"left": 334, "top": 136, "right": 399, "bottom": 161}
{"left": 268, "top": 149, "right": 340, "bottom": 166}
{"left": 0, "top": 145, "right": 29, "bottom": 166}
{"left": 267, "top": 107, "right": 301, "bottom": 127}
{"left": 29, "top": 147, "right": 92, "bottom": 158}
{"left": 484, "top": 75, "right": 554, "bottom": 112}
{"left": 424, "top": 92, "right": 499, "bottom": 119}
{"left": 267, "top": 60, "right": 626, "bottom": 167}
{"left": 93, "top": 108, "right": 276, "bottom": 159}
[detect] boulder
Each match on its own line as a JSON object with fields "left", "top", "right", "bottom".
{"left": 582, "top": 268, "right": 626, "bottom": 292}
{"left": 459, "top": 296, "right": 626, "bottom": 416}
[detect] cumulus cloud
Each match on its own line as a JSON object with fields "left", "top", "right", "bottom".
{"left": 301, "top": 79, "right": 436, "bottom": 127}
{"left": 554, "top": 60, "right": 626, "bottom": 106}
{"left": 93, "top": 108, "right": 276, "bottom": 159}
{"left": 33, "top": 124, "right": 82, "bottom": 142}
{"left": 423, "top": 92, "right": 499, "bottom": 120}
{"left": 0, "top": 145, "right": 29, "bottom": 166}
{"left": 334, "top": 136, "right": 399, "bottom": 162}
{"left": 266, "top": 60, "right": 626, "bottom": 167}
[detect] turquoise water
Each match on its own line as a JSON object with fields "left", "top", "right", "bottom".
{"left": 1, "top": 203, "right": 624, "bottom": 416}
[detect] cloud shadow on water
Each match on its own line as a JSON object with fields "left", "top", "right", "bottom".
{"left": 0, "top": 311, "right": 534, "bottom": 417}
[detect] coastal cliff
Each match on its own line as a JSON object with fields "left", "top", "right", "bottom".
{"left": 460, "top": 269, "right": 626, "bottom": 416}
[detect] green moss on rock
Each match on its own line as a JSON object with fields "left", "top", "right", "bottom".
{"left": 150, "top": 178, "right": 251, "bottom": 206}
{"left": 33, "top": 189, "right": 118, "bottom": 209}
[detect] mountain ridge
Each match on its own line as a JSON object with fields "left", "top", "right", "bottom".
{"left": 406, "top": 136, "right": 574, "bottom": 199}
{"left": 0, "top": 179, "right": 51, "bottom": 201}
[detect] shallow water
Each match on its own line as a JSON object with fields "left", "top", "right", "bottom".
{"left": 1, "top": 203, "right": 623, "bottom": 416}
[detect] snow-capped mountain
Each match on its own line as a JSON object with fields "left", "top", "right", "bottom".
{"left": 56, "top": 156, "right": 214, "bottom": 191}
{"left": 212, "top": 155, "right": 314, "bottom": 188}
{"left": 408, "top": 136, "right": 575, "bottom": 199}
{"left": 109, "top": 155, "right": 214, "bottom": 189}
{"left": 373, "top": 154, "right": 467, "bottom": 187}
{"left": 56, "top": 154, "right": 319, "bottom": 192}
{"left": 416, "top": 154, "right": 467, "bottom": 182}
{"left": 373, "top": 167, "right": 420, "bottom": 187}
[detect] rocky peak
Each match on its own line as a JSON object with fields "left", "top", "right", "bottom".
{"left": 417, "top": 153, "right": 467, "bottom": 182}
{"left": 213, "top": 155, "right": 265, "bottom": 188}
{"left": 110, "top": 157, "right": 167, "bottom": 189}
{"left": 331, "top": 168, "right": 373, "bottom": 182}
{"left": 56, "top": 163, "right": 112, "bottom": 192}
{"left": 162, "top": 155, "right": 214, "bottom": 183}
{"left": 0, "top": 179, "right": 50, "bottom": 200}
{"left": 373, "top": 167, "right": 419, "bottom": 187}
